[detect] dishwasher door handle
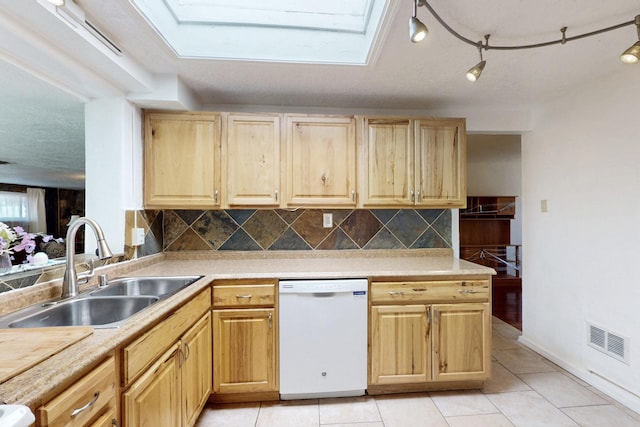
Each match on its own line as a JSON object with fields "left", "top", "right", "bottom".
{"left": 311, "top": 292, "right": 337, "bottom": 297}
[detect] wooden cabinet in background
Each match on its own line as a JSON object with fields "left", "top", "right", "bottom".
{"left": 211, "top": 279, "right": 279, "bottom": 402}
{"left": 460, "top": 196, "right": 521, "bottom": 329}
{"left": 285, "top": 114, "right": 357, "bottom": 207}
{"left": 368, "top": 278, "right": 491, "bottom": 393}
{"left": 224, "top": 113, "right": 281, "bottom": 206}
{"left": 144, "top": 112, "right": 221, "bottom": 208}
{"left": 360, "top": 116, "right": 466, "bottom": 207}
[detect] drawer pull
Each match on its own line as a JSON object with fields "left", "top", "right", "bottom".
{"left": 71, "top": 392, "right": 99, "bottom": 417}
{"left": 459, "top": 289, "right": 481, "bottom": 294}
{"left": 236, "top": 294, "right": 253, "bottom": 299}
{"left": 388, "top": 291, "right": 405, "bottom": 296}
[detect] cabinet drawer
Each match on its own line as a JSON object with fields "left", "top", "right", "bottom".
{"left": 371, "top": 280, "right": 490, "bottom": 304}
{"left": 38, "top": 356, "right": 116, "bottom": 427}
{"left": 213, "top": 283, "right": 275, "bottom": 308}
{"left": 123, "top": 287, "right": 211, "bottom": 386}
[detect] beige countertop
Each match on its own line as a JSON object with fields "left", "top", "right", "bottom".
{"left": 0, "top": 249, "right": 494, "bottom": 409}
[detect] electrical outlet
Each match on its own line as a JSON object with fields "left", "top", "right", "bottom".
{"left": 323, "top": 213, "right": 333, "bottom": 228}
{"left": 130, "top": 227, "right": 145, "bottom": 246}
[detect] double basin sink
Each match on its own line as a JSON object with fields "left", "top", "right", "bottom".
{"left": 0, "top": 276, "right": 203, "bottom": 329}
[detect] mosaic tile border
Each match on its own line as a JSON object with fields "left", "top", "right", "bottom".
{"left": 135, "top": 208, "right": 452, "bottom": 255}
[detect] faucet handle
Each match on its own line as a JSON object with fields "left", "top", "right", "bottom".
{"left": 77, "top": 258, "right": 95, "bottom": 285}
{"left": 98, "top": 274, "right": 108, "bottom": 288}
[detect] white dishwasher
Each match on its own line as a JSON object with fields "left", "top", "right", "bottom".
{"left": 279, "top": 278, "right": 368, "bottom": 400}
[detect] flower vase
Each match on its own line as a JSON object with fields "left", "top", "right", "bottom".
{"left": 0, "top": 252, "right": 12, "bottom": 273}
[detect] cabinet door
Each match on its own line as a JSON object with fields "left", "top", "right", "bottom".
{"left": 212, "top": 308, "right": 277, "bottom": 394}
{"left": 370, "top": 305, "right": 430, "bottom": 385}
{"left": 181, "top": 312, "right": 212, "bottom": 427}
{"left": 415, "top": 118, "right": 466, "bottom": 207}
{"left": 225, "top": 113, "right": 281, "bottom": 206}
{"left": 124, "top": 344, "right": 181, "bottom": 427}
{"left": 431, "top": 303, "right": 490, "bottom": 382}
{"left": 144, "top": 112, "right": 221, "bottom": 208}
{"left": 360, "top": 117, "right": 414, "bottom": 206}
{"left": 285, "top": 114, "right": 356, "bottom": 206}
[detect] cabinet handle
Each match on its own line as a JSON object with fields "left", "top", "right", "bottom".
{"left": 178, "top": 347, "right": 186, "bottom": 368}
{"left": 71, "top": 392, "right": 99, "bottom": 417}
{"left": 459, "top": 289, "right": 481, "bottom": 294}
{"left": 184, "top": 342, "right": 191, "bottom": 360}
{"left": 214, "top": 190, "right": 219, "bottom": 204}
{"left": 410, "top": 190, "right": 415, "bottom": 203}
{"left": 236, "top": 294, "right": 252, "bottom": 299}
{"left": 352, "top": 190, "right": 355, "bottom": 202}
{"left": 427, "top": 307, "right": 431, "bottom": 323}
{"left": 388, "top": 291, "right": 405, "bottom": 296}
{"left": 275, "top": 190, "right": 278, "bottom": 201}
{"left": 417, "top": 190, "right": 421, "bottom": 200}
{"left": 112, "top": 419, "right": 120, "bottom": 427}
{"left": 268, "top": 312, "right": 272, "bottom": 329}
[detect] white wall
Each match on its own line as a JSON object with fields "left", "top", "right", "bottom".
{"left": 85, "top": 97, "right": 142, "bottom": 254}
{"left": 520, "top": 65, "right": 640, "bottom": 411}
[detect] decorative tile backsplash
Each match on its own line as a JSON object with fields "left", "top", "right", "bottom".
{"left": 134, "top": 208, "right": 452, "bottom": 256}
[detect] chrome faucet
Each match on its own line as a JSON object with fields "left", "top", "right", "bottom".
{"left": 61, "top": 217, "right": 114, "bottom": 299}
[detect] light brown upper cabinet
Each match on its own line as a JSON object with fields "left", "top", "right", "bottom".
{"left": 284, "top": 114, "right": 357, "bottom": 207}
{"left": 359, "top": 117, "right": 414, "bottom": 206}
{"left": 144, "top": 112, "right": 221, "bottom": 208}
{"left": 415, "top": 118, "right": 466, "bottom": 207}
{"left": 224, "top": 113, "right": 281, "bottom": 206}
{"left": 360, "top": 117, "right": 466, "bottom": 208}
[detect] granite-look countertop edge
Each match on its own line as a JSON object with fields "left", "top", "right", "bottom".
{"left": 0, "top": 250, "right": 494, "bottom": 407}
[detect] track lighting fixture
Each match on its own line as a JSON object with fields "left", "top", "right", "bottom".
{"left": 409, "top": 0, "right": 428, "bottom": 43}
{"left": 47, "top": 0, "right": 64, "bottom": 6}
{"left": 620, "top": 15, "right": 640, "bottom": 64}
{"left": 466, "top": 40, "right": 487, "bottom": 82}
{"left": 410, "top": 1, "right": 640, "bottom": 80}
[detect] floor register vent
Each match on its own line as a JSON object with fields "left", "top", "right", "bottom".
{"left": 588, "top": 323, "right": 629, "bottom": 364}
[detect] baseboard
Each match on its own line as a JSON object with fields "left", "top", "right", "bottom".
{"left": 518, "top": 335, "right": 640, "bottom": 415}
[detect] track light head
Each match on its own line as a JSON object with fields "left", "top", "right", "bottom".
{"left": 466, "top": 60, "right": 486, "bottom": 82}
{"left": 47, "top": 0, "right": 64, "bottom": 5}
{"left": 410, "top": 16, "right": 428, "bottom": 43}
{"left": 620, "top": 17, "right": 640, "bottom": 64}
{"left": 621, "top": 41, "right": 640, "bottom": 63}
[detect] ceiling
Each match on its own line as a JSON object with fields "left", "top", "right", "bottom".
{"left": 0, "top": 0, "right": 638, "bottom": 190}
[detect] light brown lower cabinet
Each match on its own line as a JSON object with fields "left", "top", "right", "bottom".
{"left": 123, "top": 311, "right": 212, "bottom": 427}
{"left": 181, "top": 312, "right": 212, "bottom": 427}
{"left": 369, "top": 278, "right": 491, "bottom": 392}
{"left": 212, "top": 308, "right": 277, "bottom": 396}
{"left": 211, "top": 280, "right": 279, "bottom": 402}
{"left": 123, "top": 343, "right": 181, "bottom": 427}
{"left": 37, "top": 356, "right": 117, "bottom": 427}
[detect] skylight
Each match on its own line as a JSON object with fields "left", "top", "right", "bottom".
{"left": 130, "top": 0, "right": 389, "bottom": 64}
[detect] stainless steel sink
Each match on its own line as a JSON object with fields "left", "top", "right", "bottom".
{"left": 89, "top": 276, "right": 203, "bottom": 299}
{"left": 8, "top": 296, "right": 159, "bottom": 328}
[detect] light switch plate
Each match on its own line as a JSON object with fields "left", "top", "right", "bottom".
{"left": 323, "top": 213, "right": 333, "bottom": 228}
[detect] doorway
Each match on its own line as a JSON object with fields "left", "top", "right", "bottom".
{"left": 461, "top": 134, "right": 522, "bottom": 329}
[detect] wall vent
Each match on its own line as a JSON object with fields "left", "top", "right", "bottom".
{"left": 587, "top": 323, "right": 629, "bottom": 364}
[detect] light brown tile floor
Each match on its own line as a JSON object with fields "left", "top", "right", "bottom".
{"left": 196, "top": 317, "right": 640, "bottom": 427}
